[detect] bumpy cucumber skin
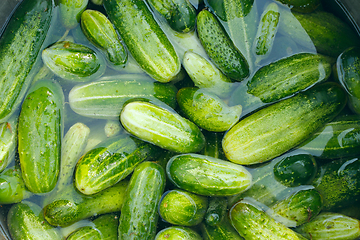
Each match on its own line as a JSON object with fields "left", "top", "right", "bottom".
{"left": 8, "top": 201, "right": 62, "bottom": 240}
{"left": 166, "top": 153, "right": 252, "bottom": 196}
{"left": 59, "top": 0, "right": 88, "bottom": 29}
{"left": 204, "top": 197, "right": 228, "bottom": 226}
{"left": 68, "top": 75, "right": 178, "bottom": 119}
{"left": 0, "top": 0, "right": 53, "bottom": 121}
{"left": 223, "top": 82, "right": 347, "bottom": 165}
{"left": 247, "top": 53, "right": 332, "bottom": 103}
{"left": 155, "top": 226, "right": 202, "bottom": 240}
{"left": 118, "top": 162, "right": 166, "bottom": 240}
{"left": 0, "top": 116, "right": 17, "bottom": 172}
{"left": 103, "top": 0, "right": 181, "bottom": 83}
{"left": 75, "top": 135, "right": 160, "bottom": 195}
{"left": 229, "top": 201, "right": 308, "bottom": 240}
{"left": 159, "top": 189, "right": 208, "bottom": 226}
{"left": 18, "top": 80, "right": 64, "bottom": 194}
{"left": 81, "top": 9, "right": 128, "bottom": 68}
{"left": 120, "top": 101, "right": 205, "bottom": 153}
{"left": 200, "top": 218, "right": 243, "bottom": 240}
{"left": 196, "top": 9, "right": 249, "bottom": 81}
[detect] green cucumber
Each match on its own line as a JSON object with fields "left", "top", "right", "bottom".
{"left": 59, "top": 0, "right": 88, "bottom": 30}
{"left": 146, "top": 0, "right": 197, "bottom": 33}
{"left": 8, "top": 201, "right": 62, "bottom": 240}
{"left": 166, "top": 153, "right": 252, "bottom": 196}
{"left": 80, "top": 9, "right": 128, "bottom": 69}
{"left": 75, "top": 134, "right": 160, "bottom": 195}
{"left": 196, "top": 9, "right": 249, "bottom": 81}
{"left": 204, "top": 0, "right": 227, "bottom": 21}
{"left": 295, "top": 212, "right": 360, "bottom": 240}
{"left": 18, "top": 80, "right": 64, "bottom": 194}
{"left": 222, "top": 82, "right": 346, "bottom": 165}
{"left": 104, "top": 120, "right": 123, "bottom": 138}
{"left": 274, "top": 0, "right": 320, "bottom": 13}
{"left": 103, "top": 0, "right": 181, "bottom": 83}
{"left": 42, "top": 41, "right": 106, "bottom": 82}
{"left": 120, "top": 101, "right": 205, "bottom": 153}
{"left": 159, "top": 189, "right": 208, "bottom": 226}
{"left": 296, "top": 115, "right": 360, "bottom": 159}
{"left": 155, "top": 226, "right": 202, "bottom": 240}
{"left": 266, "top": 188, "right": 323, "bottom": 227}
{"left": 200, "top": 218, "right": 243, "bottom": 240}
{"left": 68, "top": 74, "right": 178, "bottom": 119}
{"left": 201, "top": 131, "right": 226, "bottom": 160}
{"left": 118, "top": 162, "right": 166, "bottom": 240}
{"left": 229, "top": 201, "right": 307, "bottom": 240}
{"left": 247, "top": 53, "right": 332, "bottom": 104}
{"left": 43, "top": 180, "right": 128, "bottom": 227}
{"left": 204, "top": 197, "right": 228, "bottom": 226}
{"left": 176, "top": 87, "right": 242, "bottom": 132}
{"left": 0, "top": 0, "right": 53, "bottom": 121}
{"left": 0, "top": 116, "right": 17, "bottom": 172}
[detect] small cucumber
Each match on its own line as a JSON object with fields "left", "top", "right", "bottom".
{"left": 43, "top": 180, "right": 128, "bottom": 227}
{"left": 118, "top": 162, "right": 166, "bottom": 240}
{"left": 200, "top": 218, "right": 243, "bottom": 240}
{"left": 68, "top": 74, "right": 178, "bottom": 119}
{"left": 159, "top": 189, "right": 208, "bottom": 226}
{"left": 166, "top": 153, "right": 252, "bottom": 196}
{"left": 80, "top": 9, "right": 128, "bottom": 69}
{"left": 42, "top": 41, "right": 106, "bottom": 82}
{"left": 103, "top": 0, "right": 181, "bottom": 83}
{"left": 18, "top": 80, "right": 64, "bottom": 194}
{"left": 196, "top": 9, "right": 249, "bottom": 81}
{"left": 176, "top": 87, "right": 242, "bottom": 132}
{"left": 120, "top": 101, "right": 205, "bottom": 153}
{"left": 155, "top": 226, "right": 202, "bottom": 240}
{"left": 0, "top": 116, "right": 17, "bottom": 172}
{"left": 7, "top": 201, "right": 62, "bottom": 240}
{"left": 146, "top": 0, "right": 197, "bottom": 33}
{"left": 59, "top": 0, "right": 88, "bottom": 29}
{"left": 222, "top": 82, "right": 346, "bottom": 165}
{"left": 229, "top": 201, "right": 307, "bottom": 240}
{"left": 295, "top": 212, "right": 360, "bottom": 240}
{"left": 204, "top": 197, "right": 228, "bottom": 226}
{"left": 75, "top": 135, "right": 160, "bottom": 195}
{"left": 104, "top": 120, "right": 123, "bottom": 138}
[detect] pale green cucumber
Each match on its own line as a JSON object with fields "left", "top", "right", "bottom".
{"left": 103, "top": 0, "right": 181, "bottom": 83}
{"left": 104, "top": 120, "right": 123, "bottom": 137}
{"left": 0, "top": 116, "right": 17, "bottom": 172}
{"left": 155, "top": 226, "right": 203, "bottom": 240}
{"left": 120, "top": 101, "right": 205, "bottom": 153}
{"left": 59, "top": 0, "right": 88, "bottom": 30}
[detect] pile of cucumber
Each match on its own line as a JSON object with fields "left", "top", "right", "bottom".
{"left": 1, "top": 0, "right": 360, "bottom": 239}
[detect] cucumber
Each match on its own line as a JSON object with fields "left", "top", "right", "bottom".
{"left": 118, "top": 162, "right": 166, "bottom": 240}
{"left": 120, "top": 101, "right": 205, "bottom": 153}
{"left": 204, "top": 0, "right": 227, "bottom": 21}
{"left": 104, "top": 120, "right": 123, "bottom": 138}
{"left": 146, "top": 0, "right": 197, "bottom": 33}
{"left": 204, "top": 197, "right": 228, "bottom": 226}
{"left": 80, "top": 9, "right": 128, "bottom": 69}
{"left": 229, "top": 201, "right": 308, "bottom": 240}
{"left": 222, "top": 82, "right": 346, "bottom": 165}
{"left": 247, "top": 53, "right": 332, "bottom": 104}
{"left": 296, "top": 115, "right": 360, "bottom": 159}
{"left": 266, "top": 188, "right": 323, "bottom": 227}
{"left": 75, "top": 134, "right": 160, "bottom": 195}
{"left": 200, "top": 218, "right": 243, "bottom": 240}
{"left": 68, "top": 74, "right": 178, "bottom": 119}
{"left": 295, "top": 212, "right": 360, "bottom": 240}
{"left": 0, "top": 0, "right": 53, "bottom": 121}
{"left": 176, "top": 87, "right": 242, "bottom": 132}
{"left": 18, "top": 80, "right": 64, "bottom": 194}
{"left": 59, "top": 0, "right": 88, "bottom": 30}
{"left": 159, "top": 189, "right": 208, "bottom": 226}
{"left": 103, "top": 0, "right": 181, "bottom": 83}
{"left": 0, "top": 116, "right": 17, "bottom": 172}
{"left": 275, "top": 0, "right": 320, "bottom": 13}
{"left": 155, "top": 226, "right": 202, "bottom": 240}
{"left": 43, "top": 180, "right": 128, "bottom": 227}
{"left": 201, "top": 131, "right": 226, "bottom": 160}
{"left": 166, "top": 153, "right": 252, "bottom": 196}
{"left": 196, "top": 9, "right": 249, "bottom": 81}
{"left": 7, "top": 201, "right": 62, "bottom": 240}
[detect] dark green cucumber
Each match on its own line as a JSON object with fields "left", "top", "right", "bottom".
{"left": 247, "top": 53, "right": 332, "bottom": 104}
{"left": 0, "top": 116, "right": 17, "bottom": 172}
{"left": 18, "top": 80, "right": 64, "bottom": 194}
{"left": 223, "top": 82, "right": 346, "bottom": 165}
{"left": 204, "top": 197, "right": 228, "bottom": 226}
{"left": 166, "top": 153, "right": 252, "bottom": 196}
{"left": 266, "top": 188, "right": 323, "bottom": 227}
{"left": 312, "top": 157, "right": 360, "bottom": 211}
{"left": 296, "top": 115, "right": 360, "bottom": 159}
{"left": 118, "top": 162, "right": 166, "bottom": 240}
{"left": 0, "top": 0, "right": 53, "bottom": 121}
{"left": 229, "top": 201, "right": 307, "bottom": 240}
{"left": 68, "top": 74, "right": 178, "bottom": 119}
{"left": 295, "top": 212, "right": 360, "bottom": 240}
{"left": 196, "top": 9, "right": 249, "bottom": 81}
{"left": 200, "top": 217, "right": 243, "bottom": 240}
{"left": 8, "top": 201, "right": 62, "bottom": 240}
{"left": 43, "top": 180, "right": 128, "bottom": 227}
{"left": 155, "top": 226, "right": 202, "bottom": 240}
{"left": 159, "top": 189, "right": 208, "bottom": 226}
{"left": 103, "top": 0, "right": 181, "bottom": 83}
{"left": 146, "top": 0, "right": 196, "bottom": 33}
{"left": 201, "top": 131, "right": 227, "bottom": 160}
{"left": 75, "top": 134, "right": 160, "bottom": 195}
{"left": 275, "top": 0, "right": 320, "bottom": 13}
